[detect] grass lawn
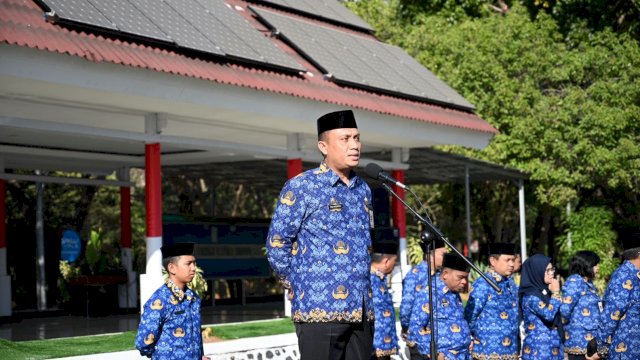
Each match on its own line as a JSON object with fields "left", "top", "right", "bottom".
{"left": 0, "top": 318, "right": 294, "bottom": 360}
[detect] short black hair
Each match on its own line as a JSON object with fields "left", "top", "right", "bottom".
{"left": 371, "top": 253, "right": 395, "bottom": 263}
{"left": 623, "top": 247, "right": 640, "bottom": 261}
{"left": 568, "top": 251, "right": 600, "bottom": 279}
{"left": 162, "top": 256, "right": 180, "bottom": 271}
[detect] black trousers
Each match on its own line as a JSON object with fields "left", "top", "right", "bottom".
{"left": 295, "top": 319, "right": 373, "bottom": 360}
{"left": 567, "top": 355, "right": 587, "bottom": 360}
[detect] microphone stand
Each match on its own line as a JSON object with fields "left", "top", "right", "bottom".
{"left": 380, "top": 183, "right": 501, "bottom": 359}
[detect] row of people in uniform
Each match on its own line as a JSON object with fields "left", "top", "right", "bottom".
{"left": 370, "top": 239, "right": 640, "bottom": 360}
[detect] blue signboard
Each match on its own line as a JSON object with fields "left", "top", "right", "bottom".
{"left": 61, "top": 229, "right": 82, "bottom": 262}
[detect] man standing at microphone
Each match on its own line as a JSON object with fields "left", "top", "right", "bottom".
{"left": 266, "top": 110, "right": 374, "bottom": 359}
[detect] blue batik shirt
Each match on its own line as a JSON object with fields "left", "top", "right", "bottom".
{"left": 135, "top": 279, "right": 203, "bottom": 359}
{"left": 407, "top": 276, "right": 472, "bottom": 360}
{"left": 371, "top": 270, "right": 399, "bottom": 357}
{"left": 464, "top": 271, "right": 519, "bottom": 360}
{"left": 400, "top": 261, "right": 430, "bottom": 331}
{"left": 559, "top": 274, "right": 602, "bottom": 356}
{"left": 597, "top": 260, "right": 640, "bottom": 360}
{"left": 266, "top": 162, "right": 374, "bottom": 323}
{"left": 521, "top": 293, "right": 563, "bottom": 360}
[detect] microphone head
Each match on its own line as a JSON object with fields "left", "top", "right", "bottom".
{"left": 364, "top": 162, "right": 384, "bottom": 180}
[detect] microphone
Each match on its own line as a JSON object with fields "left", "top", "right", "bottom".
{"left": 364, "top": 162, "right": 409, "bottom": 190}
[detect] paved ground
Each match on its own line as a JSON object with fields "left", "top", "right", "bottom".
{"left": 0, "top": 302, "right": 284, "bottom": 341}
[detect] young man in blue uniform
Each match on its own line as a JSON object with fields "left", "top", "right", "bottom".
{"left": 464, "top": 243, "right": 519, "bottom": 360}
{"left": 135, "top": 243, "right": 209, "bottom": 360}
{"left": 400, "top": 237, "right": 447, "bottom": 358}
{"left": 590, "top": 241, "right": 640, "bottom": 360}
{"left": 267, "top": 110, "right": 374, "bottom": 359}
{"left": 370, "top": 239, "right": 400, "bottom": 360}
{"left": 407, "top": 253, "right": 472, "bottom": 360}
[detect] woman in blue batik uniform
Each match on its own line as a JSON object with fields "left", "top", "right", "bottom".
{"left": 370, "top": 239, "right": 399, "bottom": 360}
{"left": 519, "top": 253, "right": 563, "bottom": 360}
{"left": 560, "top": 251, "right": 602, "bottom": 360}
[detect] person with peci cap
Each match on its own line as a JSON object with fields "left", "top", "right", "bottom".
{"left": 464, "top": 243, "right": 519, "bottom": 360}
{"left": 266, "top": 110, "right": 375, "bottom": 359}
{"left": 135, "top": 242, "right": 210, "bottom": 360}
{"left": 400, "top": 235, "right": 448, "bottom": 358}
{"left": 589, "top": 238, "right": 640, "bottom": 360}
{"left": 370, "top": 239, "right": 400, "bottom": 360}
{"left": 408, "top": 253, "right": 473, "bottom": 360}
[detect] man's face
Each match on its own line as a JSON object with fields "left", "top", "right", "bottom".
{"left": 513, "top": 255, "right": 522, "bottom": 272}
{"left": 490, "top": 254, "right": 515, "bottom": 277}
{"left": 318, "top": 128, "right": 361, "bottom": 171}
{"left": 168, "top": 255, "right": 197, "bottom": 286}
{"left": 441, "top": 268, "right": 469, "bottom": 293}
{"left": 432, "top": 247, "right": 448, "bottom": 270}
{"left": 382, "top": 255, "right": 398, "bottom": 274}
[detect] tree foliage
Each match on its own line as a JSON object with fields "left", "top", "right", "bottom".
{"left": 348, "top": 1, "right": 640, "bottom": 278}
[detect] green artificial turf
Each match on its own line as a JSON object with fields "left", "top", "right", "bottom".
{"left": 207, "top": 318, "right": 294, "bottom": 340}
{"left": 0, "top": 331, "right": 137, "bottom": 360}
{"left": 0, "top": 318, "right": 295, "bottom": 359}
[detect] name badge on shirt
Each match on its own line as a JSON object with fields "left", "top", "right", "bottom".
{"left": 365, "top": 198, "right": 375, "bottom": 229}
{"left": 175, "top": 310, "right": 185, "bottom": 315}
{"left": 328, "top": 197, "right": 343, "bottom": 212}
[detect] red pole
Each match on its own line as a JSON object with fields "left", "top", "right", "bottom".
{"left": 287, "top": 159, "right": 303, "bottom": 179}
{"left": 145, "top": 143, "right": 162, "bottom": 238}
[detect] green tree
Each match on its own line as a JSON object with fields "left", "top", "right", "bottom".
{"left": 348, "top": 1, "right": 640, "bottom": 279}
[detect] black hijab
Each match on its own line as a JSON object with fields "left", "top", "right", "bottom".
{"left": 519, "top": 253, "right": 552, "bottom": 301}
{"left": 519, "top": 253, "right": 563, "bottom": 337}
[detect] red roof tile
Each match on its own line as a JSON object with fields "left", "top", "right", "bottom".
{"left": 0, "top": 0, "right": 497, "bottom": 134}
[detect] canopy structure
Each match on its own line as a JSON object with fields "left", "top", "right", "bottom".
{"left": 0, "top": 0, "right": 528, "bottom": 317}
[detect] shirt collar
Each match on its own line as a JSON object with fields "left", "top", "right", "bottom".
{"left": 318, "top": 162, "right": 360, "bottom": 188}
{"left": 371, "top": 268, "right": 386, "bottom": 280}
{"left": 489, "top": 270, "right": 507, "bottom": 282}
{"left": 165, "top": 278, "right": 192, "bottom": 302}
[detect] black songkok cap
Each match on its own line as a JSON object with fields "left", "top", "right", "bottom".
{"left": 317, "top": 110, "right": 358, "bottom": 136}
{"left": 488, "top": 242, "right": 516, "bottom": 256}
{"left": 161, "top": 242, "right": 195, "bottom": 259}
{"left": 373, "top": 239, "right": 399, "bottom": 255}
{"left": 420, "top": 238, "right": 447, "bottom": 253}
{"left": 442, "top": 253, "right": 471, "bottom": 272}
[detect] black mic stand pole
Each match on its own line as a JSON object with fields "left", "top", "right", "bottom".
{"left": 380, "top": 183, "right": 502, "bottom": 359}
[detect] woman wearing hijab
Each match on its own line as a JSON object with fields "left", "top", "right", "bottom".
{"left": 519, "top": 253, "right": 563, "bottom": 360}
{"left": 560, "top": 251, "right": 602, "bottom": 360}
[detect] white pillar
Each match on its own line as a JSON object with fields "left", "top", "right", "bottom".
{"left": 140, "top": 236, "right": 163, "bottom": 311}
{"left": 518, "top": 180, "right": 527, "bottom": 261}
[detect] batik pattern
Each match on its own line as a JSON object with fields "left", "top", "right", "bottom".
{"left": 464, "top": 271, "right": 519, "bottom": 360}
{"left": 267, "top": 162, "right": 374, "bottom": 323}
{"left": 371, "top": 270, "right": 399, "bottom": 357}
{"left": 559, "top": 274, "right": 601, "bottom": 355}
{"left": 521, "top": 294, "right": 563, "bottom": 360}
{"left": 400, "top": 261, "right": 430, "bottom": 331}
{"left": 407, "top": 276, "right": 472, "bottom": 360}
{"left": 597, "top": 260, "right": 640, "bottom": 360}
{"left": 135, "top": 280, "right": 203, "bottom": 359}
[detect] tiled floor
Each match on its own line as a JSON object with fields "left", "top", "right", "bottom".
{"left": 0, "top": 302, "right": 285, "bottom": 341}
